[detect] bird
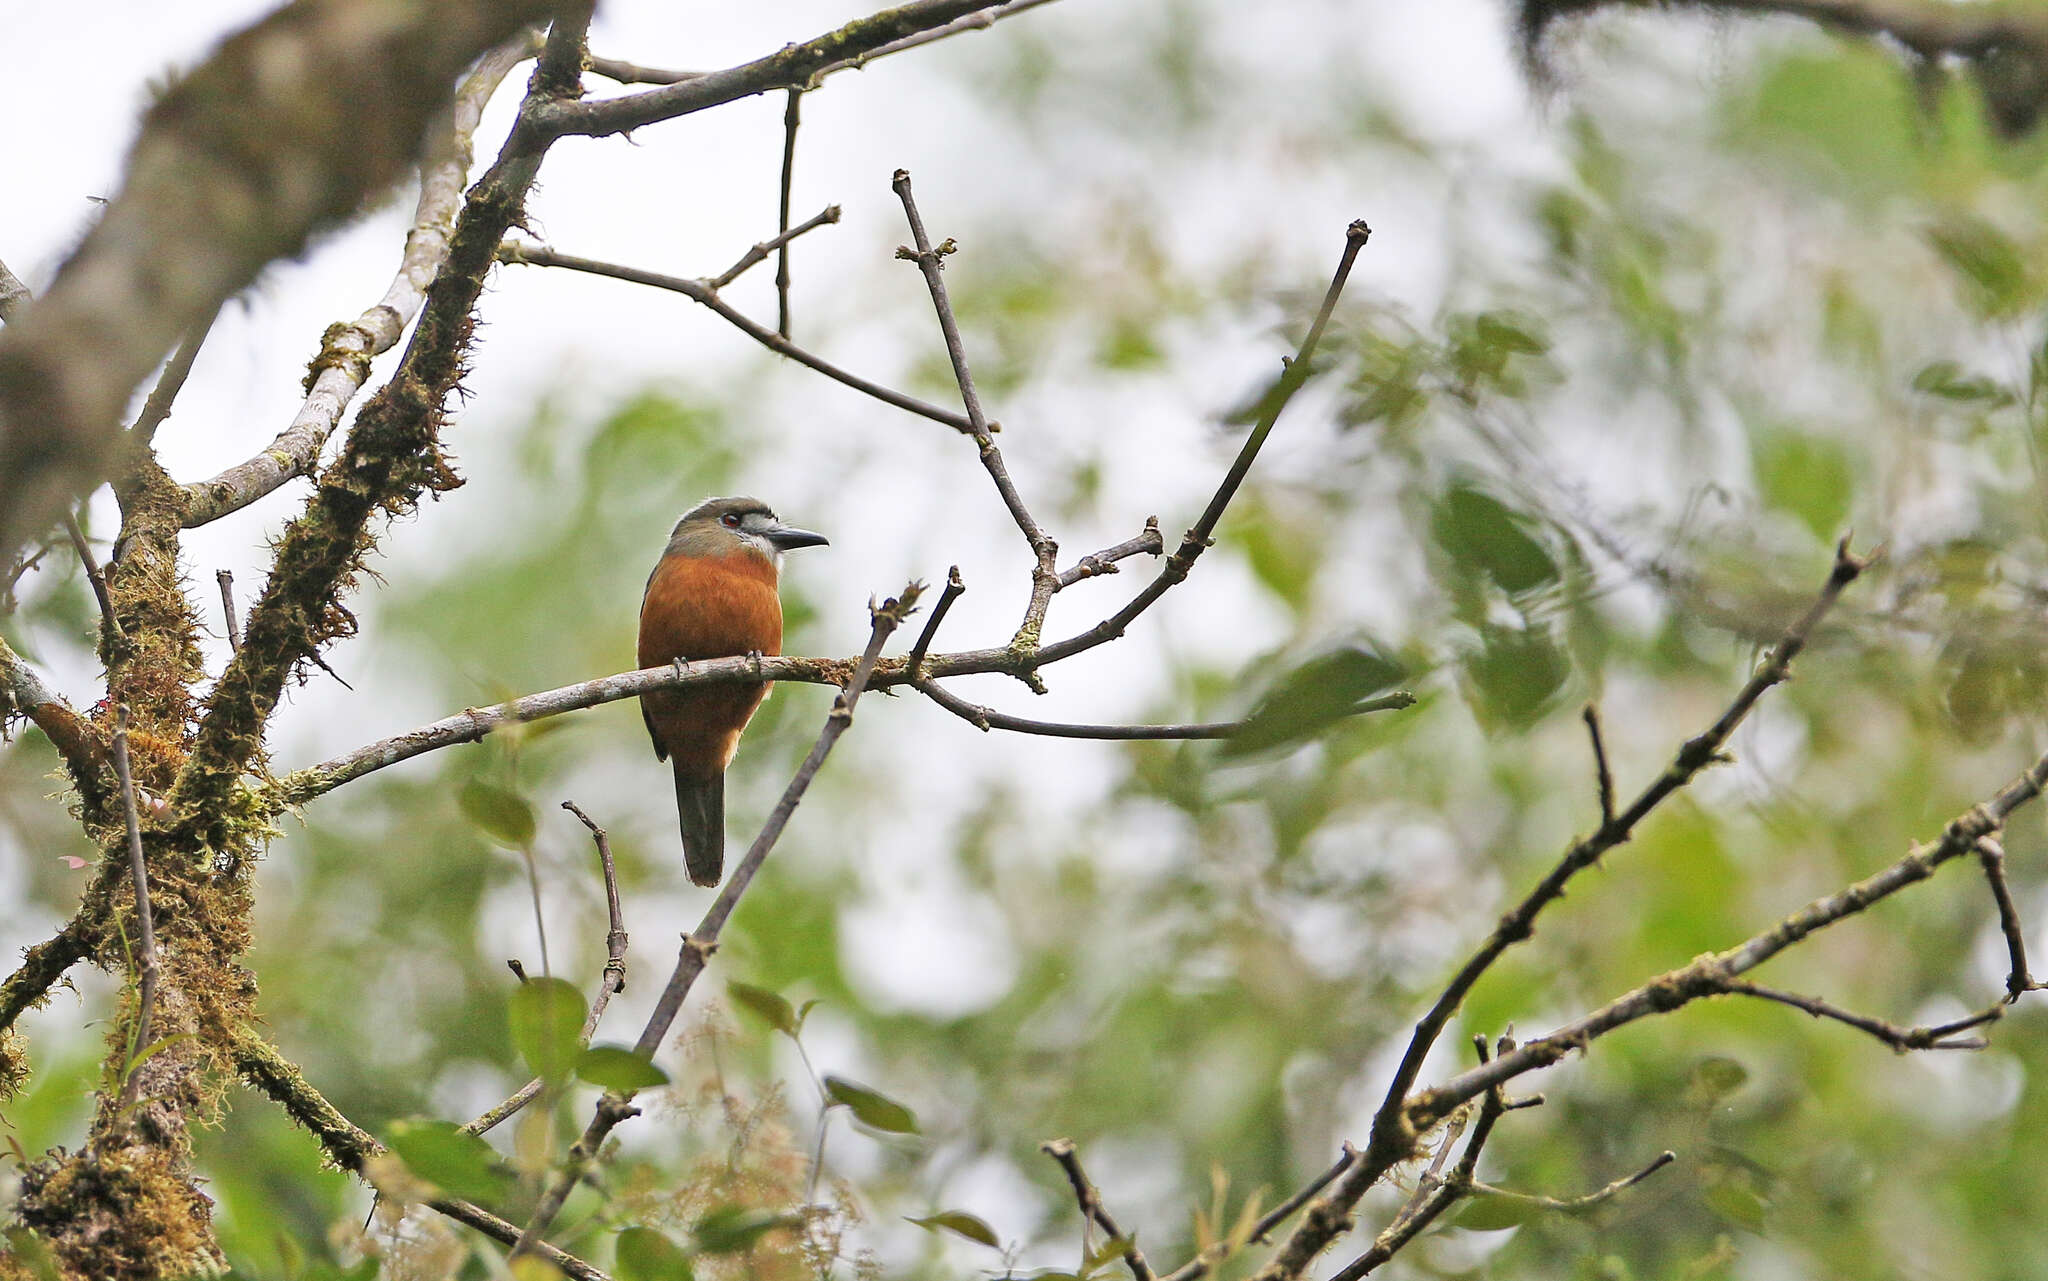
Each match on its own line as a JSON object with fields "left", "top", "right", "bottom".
{"left": 638, "top": 496, "right": 829, "bottom": 887}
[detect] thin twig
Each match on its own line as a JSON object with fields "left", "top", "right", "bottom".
{"left": 905, "top": 565, "right": 965, "bottom": 677}
{"left": 777, "top": 89, "right": 801, "bottom": 339}
{"left": 464, "top": 803, "right": 631, "bottom": 1137}
{"left": 917, "top": 676, "right": 1414, "bottom": 740}
{"left": 1328, "top": 1036, "right": 1511, "bottom": 1281}
{"left": 708, "top": 206, "right": 842, "bottom": 292}
{"left": 1582, "top": 703, "right": 1615, "bottom": 826}
{"left": 1974, "top": 835, "right": 2035, "bottom": 1000}
{"left": 1363, "top": 543, "right": 1868, "bottom": 1173}
{"left": 508, "top": 584, "right": 921, "bottom": 1261}
{"left": 178, "top": 32, "right": 539, "bottom": 528}
{"left": 1467, "top": 1150, "right": 1677, "bottom": 1213}
{"left": 129, "top": 302, "right": 220, "bottom": 447}
{"left": 1722, "top": 978, "right": 2001, "bottom": 1051}
{"left": 1057, "top": 519, "right": 1163, "bottom": 589}
{"left": 894, "top": 169, "right": 1062, "bottom": 655}
{"left": 1035, "top": 220, "right": 1372, "bottom": 671}
{"left": 498, "top": 241, "right": 973, "bottom": 432}
{"left": 62, "top": 510, "right": 122, "bottom": 645}
{"left": 1042, "top": 1138, "right": 1157, "bottom": 1281}
{"left": 111, "top": 705, "right": 158, "bottom": 1112}
{"left": 216, "top": 570, "right": 241, "bottom": 651}
{"left": 519, "top": 841, "right": 551, "bottom": 978}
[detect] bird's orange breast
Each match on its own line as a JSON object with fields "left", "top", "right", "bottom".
{"left": 638, "top": 547, "right": 783, "bottom": 774}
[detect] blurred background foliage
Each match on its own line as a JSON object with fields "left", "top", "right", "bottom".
{"left": 9, "top": 3, "right": 2048, "bottom": 1279}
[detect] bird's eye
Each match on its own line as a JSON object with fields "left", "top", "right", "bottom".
{"left": 721, "top": 513, "right": 741, "bottom": 528}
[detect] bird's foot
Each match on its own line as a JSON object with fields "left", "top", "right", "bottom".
{"left": 747, "top": 648, "right": 766, "bottom": 676}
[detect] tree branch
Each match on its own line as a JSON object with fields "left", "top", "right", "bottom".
{"left": 0, "top": 0, "right": 569, "bottom": 562}
{"left": 168, "top": 13, "right": 594, "bottom": 853}
{"left": 0, "top": 920, "right": 93, "bottom": 1039}
{"left": 508, "top": 585, "right": 920, "bottom": 1262}
{"left": 462, "top": 801, "right": 631, "bottom": 1137}
{"left": 497, "top": 240, "right": 974, "bottom": 432}
{"left": 228, "top": 1030, "right": 610, "bottom": 1280}
{"left": 1036, "top": 221, "right": 1371, "bottom": 669}
{"left": 179, "top": 31, "right": 541, "bottom": 529}
{"left": 709, "top": 205, "right": 842, "bottom": 293}
{"left": 527, "top": 0, "right": 1018, "bottom": 141}
{"left": 1722, "top": 978, "right": 2001, "bottom": 1051}
{"left": 1973, "top": 834, "right": 2036, "bottom": 1000}
{"left": 893, "top": 169, "right": 1062, "bottom": 655}
{"left": 916, "top": 676, "right": 1414, "bottom": 740}
{"left": 0, "top": 634, "right": 107, "bottom": 810}
{"left": 1042, "top": 1138, "right": 1157, "bottom": 1281}
{"left": 110, "top": 705, "right": 160, "bottom": 1112}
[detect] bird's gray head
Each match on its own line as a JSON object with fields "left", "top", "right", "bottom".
{"left": 670, "top": 496, "right": 829, "bottom": 566}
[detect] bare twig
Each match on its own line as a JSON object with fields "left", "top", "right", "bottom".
{"left": 216, "top": 570, "right": 241, "bottom": 651}
{"left": 509, "top": 584, "right": 920, "bottom": 1261}
{"left": 1036, "top": 220, "right": 1372, "bottom": 671}
{"left": 1468, "top": 1150, "right": 1677, "bottom": 1213}
{"left": 1582, "top": 703, "right": 1615, "bottom": 826}
{"left": 1329, "top": 1037, "right": 1511, "bottom": 1281}
{"left": 894, "top": 169, "right": 1062, "bottom": 654}
{"left": 111, "top": 705, "right": 159, "bottom": 1112}
{"left": 129, "top": 303, "right": 220, "bottom": 448}
{"left": 1363, "top": 543, "right": 1867, "bottom": 1176}
{"left": 917, "top": 676, "right": 1414, "bottom": 739}
{"left": 178, "top": 32, "right": 539, "bottom": 528}
{"left": 498, "top": 241, "right": 973, "bottom": 432}
{"left": 708, "top": 206, "right": 842, "bottom": 292}
{"left": 1974, "top": 835, "right": 2036, "bottom": 1000}
{"left": 1042, "top": 1138, "right": 1157, "bottom": 1281}
{"left": 585, "top": 53, "right": 699, "bottom": 85}
{"left": 1722, "top": 978, "right": 2001, "bottom": 1051}
{"left": 62, "top": 510, "right": 123, "bottom": 646}
{"left": 464, "top": 802, "right": 630, "bottom": 1137}
{"left": 1057, "top": 519, "right": 1163, "bottom": 588}
{"left": 777, "top": 89, "right": 802, "bottom": 339}
{"left": 905, "top": 565, "right": 965, "bottom": 677}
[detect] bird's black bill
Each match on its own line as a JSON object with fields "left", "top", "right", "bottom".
{"left": 764, "top": 525, "right": 829, "bottom": 551}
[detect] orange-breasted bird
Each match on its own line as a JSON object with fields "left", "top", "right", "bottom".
{"left": 638, "top": 496, "right": 828, "bottom": 887}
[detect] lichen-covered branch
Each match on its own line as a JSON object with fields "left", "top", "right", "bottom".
{"left": 0, "top": 0, "right": 569, "bottom": 563}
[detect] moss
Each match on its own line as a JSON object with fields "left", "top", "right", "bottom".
{"left": 14, "top": 1141, "right": 223, "bottom": 1281}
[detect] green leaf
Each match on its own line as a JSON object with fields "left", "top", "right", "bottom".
{"left": 385, "top": 1119, "right": 511, "bottom": 1203}
{"left": 576, "top": 1044, "right": 669, "bottom": 1093}
{"left": 1702, "top": 1181, "right": 1768, "bottom": 1231}
{"left": 906, "top": 1211, "right": 1001, "bottom": 1249}
{"left": 1432, "top": 483, "right": 1558, "bottom": 595}
{"left": 1462, "top": 623, "right": 1570, "bottom": 730}
{"left": 460, "top": 780, "right": 536, "bottom": 848}
{"left": 1085, "top": 1235, "right": 1137, "bottom": 1274}
{"left": 1689, "top": 1055, "right": 1750, "bottom": 1103}
{"left": 727, "top": 980, "right": 802, "bottom": 1038}
{"left": 1456, "top": 1193, "right": 1538, "bottom": 1230}
{"left": 823, "top": 1075, "right": 920, "bottom": 1134}
{"left": 1926, "top": 215, "right": 2033, "bottom": 319}
{"left": 1910, "top": 359, "right": 2012, "bottom": 405}
{"left": 693, "top": 1205, "right": 790, "bottom": 1254}
{"left": 1751, "top": 427, "right": 1852, "bottom": 542}
{"left": 1221, "top": 644, "right": 1407, "bottom": 758}
{"left": 509, "top": 976, "right": 585, "bottom": 1086}
{"left": 616, "top": 1226, "right": 694, "bottom": 1281}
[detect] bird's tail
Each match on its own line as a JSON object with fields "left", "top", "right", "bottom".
{"left": 673, "top": 766, "right": 725, "bottom": 888}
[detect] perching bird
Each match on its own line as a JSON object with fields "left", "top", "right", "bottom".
{"left": 638, "top": 496, "right": 828, "bottom": 887}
